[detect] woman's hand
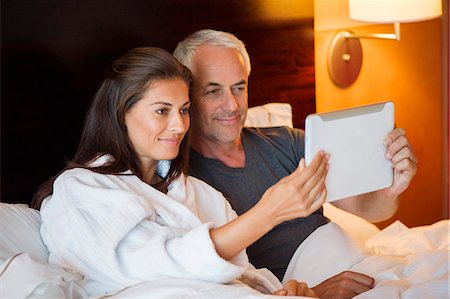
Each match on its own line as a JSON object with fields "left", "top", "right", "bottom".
{"left": 257, "top": 151, "right": 329, "bottom": 226}
{"left": 273, "top": 280, "right": 318, "bottom": 297}
{"left": 210, "top": 151, "right": 328, "bottom": 260}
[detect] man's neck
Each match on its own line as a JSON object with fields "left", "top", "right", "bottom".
{"left": 191, "top": 136, "right": 245, "bottom": 168}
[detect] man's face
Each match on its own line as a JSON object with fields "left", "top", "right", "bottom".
{"left": 189, "top": 45, "right": 248, "bottom": 146}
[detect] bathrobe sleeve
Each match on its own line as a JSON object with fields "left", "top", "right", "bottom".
{"left": 40, "top": 168, "right": 247, "bottom": 292}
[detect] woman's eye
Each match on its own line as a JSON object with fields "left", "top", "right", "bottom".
{"left": 156, "top": 109, "right": 168, "bottom": 115}
{"left": 180, "top": 107, "right": 190, "bottom": 115}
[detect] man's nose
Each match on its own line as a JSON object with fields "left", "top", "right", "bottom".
{"left": 223, "top": 89, "right": 239, "bottom": 111}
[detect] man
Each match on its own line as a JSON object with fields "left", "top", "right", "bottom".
{"left": 173, "top": 29, "right": 417, "bottom": 298}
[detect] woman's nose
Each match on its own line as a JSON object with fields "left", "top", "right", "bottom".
{"left": 168, "top": 112, "right": 188, "bottom": 133}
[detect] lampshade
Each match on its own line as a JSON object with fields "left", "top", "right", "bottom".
{"left": 349, "top": 0, "right": 443, "bottom": 23}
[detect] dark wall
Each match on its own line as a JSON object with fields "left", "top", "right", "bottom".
{"left": 1, "top": 0, "right": 315, "bottom": 204}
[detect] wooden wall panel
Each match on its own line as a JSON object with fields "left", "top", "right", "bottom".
{"left": 1, "top": 0, "right": 315, "bottom": 204}
{"left": 315, "top": 0, "right": 447, "bottom": 228}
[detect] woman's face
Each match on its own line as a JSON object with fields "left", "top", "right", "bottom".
{"left": 125, "top": 78, "right": 190, "bottom": 171}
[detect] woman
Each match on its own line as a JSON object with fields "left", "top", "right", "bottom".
{"left": 32, "top": 47, "right": 326, "bottom": 297}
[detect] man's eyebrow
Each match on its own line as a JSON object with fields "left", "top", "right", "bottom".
{"left": 205, "top": 82, "right": 222, "bottom": 87}
{"left": 204, "top": 80, "right": 247, "bottom": 88}
{"left": 233, "top": 80, "right": 247, "bottom": 86}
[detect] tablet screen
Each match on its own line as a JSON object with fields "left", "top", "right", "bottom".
{"left": 305, "top": 102, "right": 394, "bottom": 202}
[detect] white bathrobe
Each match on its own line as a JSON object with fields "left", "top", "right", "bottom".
{"left": 40, "top": 161, "right": 282, "bottom": 296}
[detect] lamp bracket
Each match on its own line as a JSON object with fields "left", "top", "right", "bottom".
{"left": 327, "top": 30, "right": 363, "bottom": 88}
{"left": 327, "top": 23, "right": 401, "bottom": 88}
{"left": 345, "top": 23, "right": 401, "bottom": 41}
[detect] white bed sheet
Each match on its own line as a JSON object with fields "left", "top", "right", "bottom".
{"left": 283, "top": 221, "right": 449, "bottom": 299}
{"left": 1, "top": 203, "right": 448, "bottom": 298}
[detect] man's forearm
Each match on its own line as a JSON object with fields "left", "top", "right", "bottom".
{"left": 332, "top": 189, "right": 400, "bottom": 223}
{"left": 356, "top": 189, "right": 400, "bottom": 222}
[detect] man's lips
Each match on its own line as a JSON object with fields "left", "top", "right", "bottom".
{"left": 214, "top": 115, "right": 241, "bottom": 124}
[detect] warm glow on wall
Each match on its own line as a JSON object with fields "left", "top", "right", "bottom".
{"left": 257, "top": 0, "right": 313, "bottom": 20}
{"left": 314, "top": 0, "right": 446, "bottom": 228}
{"left": 327, "top": 0, "right": 442, "bottom": 88}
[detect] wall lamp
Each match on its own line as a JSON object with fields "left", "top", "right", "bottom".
{"left": 328, "top": 0, "right": 443, "bottom": 88}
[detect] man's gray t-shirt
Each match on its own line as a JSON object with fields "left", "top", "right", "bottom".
{"left": 189, "top": 126, "right": 329, "bottom": 280}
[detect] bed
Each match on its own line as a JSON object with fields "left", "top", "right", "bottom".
{"left": 1, "top": 103, "right": 448, "bottom": 298}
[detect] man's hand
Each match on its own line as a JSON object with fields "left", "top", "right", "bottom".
{"left": 333, "top": 127, "right": 418, "bottom": 221}
{"left": 273, "top": 280, "right": 318, "bottom": 297}
{"left": 383, "top": 128, "right": 417, "bottom": 198}
{"left": 312, "top": 271, "right": 374, "bottom": 299}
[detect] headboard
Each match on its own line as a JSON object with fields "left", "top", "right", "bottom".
{"left": 1, "top": 0, "right": 315, "bottom": 205}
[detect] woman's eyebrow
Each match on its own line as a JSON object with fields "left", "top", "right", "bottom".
{"left": 150, "top": 100, "right": 191, "bottom": 107}
{"left": 150, "top": 101, "right": 173, "bottom": 106}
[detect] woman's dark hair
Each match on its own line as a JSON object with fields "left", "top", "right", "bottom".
{"left": 31, "top": 47, "right": 192, "bottom": 209}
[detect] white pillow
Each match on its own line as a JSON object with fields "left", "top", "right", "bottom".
{"left": 245, "top": 103, "right": 293, "bottom": 128}
{"left": 0, "top": 203, "right": 49, "bottom": 264}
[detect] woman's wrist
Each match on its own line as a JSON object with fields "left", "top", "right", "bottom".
{"left": 250, "top": 200, "right": 281, "bottom": 231}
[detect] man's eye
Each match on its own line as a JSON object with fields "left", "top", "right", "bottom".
{"left": 232, "top": 86, "right": 246, "bottom": 94}
{"left": 205, "top": 89, "right": 221, "bottom": 95}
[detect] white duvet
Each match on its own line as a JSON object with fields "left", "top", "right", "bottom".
{"left": 284, "top": 220, "right": 449, "bottom": 299}
{"left": 1, "top": 219, "right": 448, "bottom": 298}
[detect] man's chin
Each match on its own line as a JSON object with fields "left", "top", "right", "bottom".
{"left": 210, "top": 126, "right": 242, "bottom": 143}
{"left": 193, "top": 119, "right": 243, "bottom": 142}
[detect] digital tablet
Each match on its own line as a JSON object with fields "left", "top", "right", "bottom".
{"left": 305, "top": 101, "right": 394, "bottom": 202}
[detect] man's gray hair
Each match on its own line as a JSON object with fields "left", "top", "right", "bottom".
{"left": 173, "top": 29, "right": 251, "bottom": 75}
